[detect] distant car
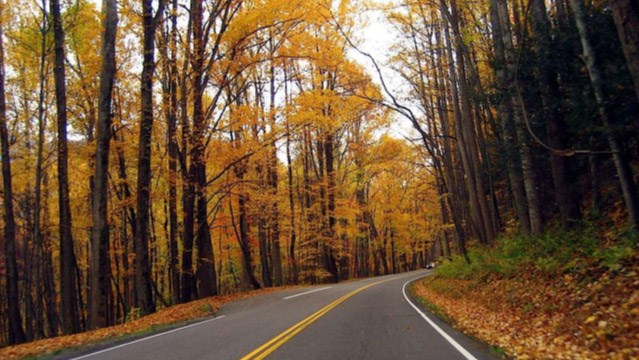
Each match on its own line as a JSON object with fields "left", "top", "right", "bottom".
{"left": 426, "top": 262, "right": 435, "bottom": 269}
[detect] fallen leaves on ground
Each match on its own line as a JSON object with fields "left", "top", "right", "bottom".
{"left": 413, "top": 257, "right": 639, "bottom": 359}
{"left": 0, "top": 286, "right": 297, "bottom": 360}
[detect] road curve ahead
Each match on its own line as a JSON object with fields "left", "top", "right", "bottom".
{"left": 61, "top": 270, "right": 498, "bottom": 360}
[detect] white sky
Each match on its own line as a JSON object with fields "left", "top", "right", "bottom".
{"left": 348, "top": 1, "right": 417, "bottom": 140}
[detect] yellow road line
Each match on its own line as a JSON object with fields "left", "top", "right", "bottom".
{"left": 240, "top": 277, "right": 393, "bottom": 360}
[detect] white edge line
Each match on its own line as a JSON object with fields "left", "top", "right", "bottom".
{"left": 402, "top": 278, "right": 478, "bottom": 360}
{"left": 69, "top": 315, "right": 227, "bottom": 360}
{"left": 282, "top": 286, "right": 332, "bottom": 300}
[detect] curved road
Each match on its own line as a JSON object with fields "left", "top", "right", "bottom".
{"left": 60, "top": 270, "right": 498, "bottom": 360}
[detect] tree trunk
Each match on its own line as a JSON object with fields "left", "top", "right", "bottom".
{"left": 448, "top": 0, "right": 496, "bottom": 244}
{"left": 0, "top": 6, "right": 26, "bottom": 343}
{"left": 51, "top": 0, "right": 81, "bottom": 334}
{"left": 442, "top": 1, "right": 489, "bottom": 244}
{"left": 284, "top": 92, "right": 299, "bottom": 284}
{"left": 191, "top": 0, "right": 217, "bottom": 298}
{"left": 324, "top": 132, "right": 339, "bottom": 282}
{"left": 489, "top": 0, "right": 532, "bottom": 235}
{"left": 168, "top": 0, "right": 180, "bottom": 305}
{"left": 33, "top": 0, "right": 48, "bottom": 339}
{"left": 268, "top": 55, "right": 283, "bottom": 286}
{"left": 610, "top": 0, "right": 639, "bottom": 104}
{"left": 530, "top": 0, "right": 581, "bottom": 227}
{"left": 135, "top": 0, "right": 163, "bottom": 316}
{"left": 89, "top": 0, "right": 118, "bottom": 329}
{"left": 231, "top": 186, "right": 261, "bottom": 289}
{"left": 569, "top": 0, "right": 639, "bottom": 230}
{"left": 493, "top": 0, "right": 545, "bottom": 236}
{"left": 42, "top": 174, "right": 60, "bottom": 336}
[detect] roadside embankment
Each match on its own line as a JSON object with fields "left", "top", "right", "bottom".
{"left": 412, "top": 231, "right": 639, "bottom": 359}
{"left": 0, "top": 286, "right": 295, "bottom": 360}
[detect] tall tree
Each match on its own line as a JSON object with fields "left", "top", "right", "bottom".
{"left": 610, "top": 0, "right": 639, "bottom": 104}
{"left": 136, "top": 0, "right": 165, "bottom": 316}
{"left": 568, "top": 0, "right": 639, "bottom": 230}
{"left": 162, "top": 0, "right": 181, "bottom": 304}
{"left": 489, "top": 0, "right": 531, "bottom": 235}
{"left": 51, "top": 0, "right": 81, "bottom": 334}
{"left": 33, "top": 0, "right": 50, "bottom": 339}
{"left": 529, "top": 0, "right": 581, "bottom": 227}
{"left": 89, "top": 0, "right": 118, "bottom": 329}
{"left": 0, "top": 1, "right": 26, "bottom": 345}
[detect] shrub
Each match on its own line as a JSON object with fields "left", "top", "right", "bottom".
{"left": 433, "top": 225, "right": 637, "bottom": 280}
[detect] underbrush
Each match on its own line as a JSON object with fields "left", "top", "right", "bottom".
{"left": 435, "top": 224, "right": 638, "bottom": 281}
{"left": 419, "top": 224, "right": 639, "bottom": 359}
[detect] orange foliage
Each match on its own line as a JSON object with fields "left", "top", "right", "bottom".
{"left": 0, "top": 286, "right": 297, "bottom": 360}
{"left": 413, "top": 260, "right": 639, "bottom": 359}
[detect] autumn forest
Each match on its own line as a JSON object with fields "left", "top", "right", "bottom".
{"left": 1, "top": 0, "right": 638, "bottom": 354}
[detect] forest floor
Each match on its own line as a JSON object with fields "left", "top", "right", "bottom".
{"left": 0, "top": 286, "right": 298, "bottom": 360}
{"left": 412, "top": 237, "right": 639, "bottom": 359}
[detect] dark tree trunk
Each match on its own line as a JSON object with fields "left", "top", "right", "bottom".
{"left": 42, "top": 174, "right": 60, "bottom": 336}
{"left": 136, "top": 0, "right": 164, "bottom": 316}
{"left": 355, "top": 179, "right": 370, "bottom": 278}
{"left": 231, "top": 187, "right": 261, "bottom": 289}
{"left": 51, "top": 0, "right": 81, "bottom": 334}
{"left": 162, "top": 0, "right": 180, "bottom": 304}
{"left": 258, "top": 210, "right": 272, "bottom": 287}
{"left": 181, "top": 180, "right": 196, "bottom": 301}
{"left": 256, "top": 153, "right": 273, "bottom": 287}
{"left": 191, "top": 0, "right": 217, "bottom": 298}
{"left": 33, "top": 0, "right": 48, "bottom": 339}
{"left": 179, "top": 16, "right": 195, "bottom": 302}
{"left": 530, "top": 0, "right": 581, "bottom": 227}
{"left": 0, "top": 9, "right": 26, "bottom": 344}
{"left": 488, "top": 0, "right": 545, "bottom": 236}
{"left": 569, "top": 0, "right": 639, "bottom": 230}
{"left": 489, "top": 0, "right": 532, "bottom": 235}
{"left": 164, "top": 0, "right": 180, "bottom": 305}
{"left": 268, "top": 54, "right": 283, "bottom": 286}
{"left": 285, "top": 107, "right": 298, "bottom": 284}
{"left": 89, "top": 0, "right": 118, "bottom": 329}
{"left": 610, "top": 0, "right": 639, "bottom": 104}
{"left": 324, "top": 132, "right": 339, "bottom": 282}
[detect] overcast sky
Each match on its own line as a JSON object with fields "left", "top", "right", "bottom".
{"left": 348, "top": 1, "right": 416, "bottom": 140}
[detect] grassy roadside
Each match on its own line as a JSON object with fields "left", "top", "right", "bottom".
{"left": 411, "top": 228, "right": 639, "bottom": 359}
{"left": 0, "top": 286, "right": 298, "bottom": 360}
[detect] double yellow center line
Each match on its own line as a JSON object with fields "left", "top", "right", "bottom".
{"left": 240, "top": 278, "right": 391, "bottom": 360}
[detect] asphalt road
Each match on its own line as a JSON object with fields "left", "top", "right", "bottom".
{"left": 59, "top": 270, "right": 499, "bottom": 360}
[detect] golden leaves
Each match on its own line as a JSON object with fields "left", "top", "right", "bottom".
{"left": 0, "top": 286, "right": 299, "bottom": 360}
{"left": 412, "top": 260, "right": 639, "bottom": 360}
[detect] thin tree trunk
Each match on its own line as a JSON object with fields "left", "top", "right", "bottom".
{"left": 230, "top": 189, "right": 261, "bottom": 289}
{"left": 530, "top": 0, "right": 581, "bottom": 227}
{"left": 610, "top": 0, "right": 639, "bottom": 104}
{"left": 51, "top": 0, "right": 81, "bottom": 334}
{"left": 0, "top": 5, "right": 26, "bottom": 343}
{"left": 135, "top": 0, "right": 164, "bottom": 315}
{"left": 89, "top": 0, "right": 118, "bottom": 330}
{"left": 442, "top": 2, "right": 486, "bottom": 246}
{"left": 165, "top": 0, "right": 180, "bottom": 305}
{"left": 447, "top": 0, "right": 495, "bottom": 244}
{"left": 179, "top": 14, "right": 195, "bottom": 302}
{"left": 33, "top": 0, "right": 49, "bottom": 339}
{"left": 490, "top": 0, "right": 531, "bottom": 235}
{"left": 42, "top": 174, "right": 60, "bottom": 336}
{"left": 191, "top": 0, "right": 216, "bottom": 298}
{"left": 284, "top": 85, "right": 298, "bottom": 283}
{"left": 268, "top": 52, "right": 283, "bottom": 286}
{"left": 569, "top": 0, "right": 639, "bottom": 230}
{"left": 324, "top": 132, "right": 339, "bottom": 282}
